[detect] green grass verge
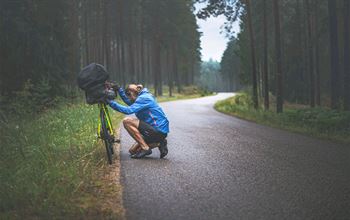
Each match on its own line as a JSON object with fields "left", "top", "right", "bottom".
{"left": 114, "top": 85, "right": 213, "bottom": 103}
{"left": 155, "top": 86, "right": 214, "bottom": 102}
{"left": 0, "top": 86, "right": 210, "bottom": 219}
{"left": 215, "top": 93, "right": 350, "bottom": 144}
{"left": 0, "top": 102, "right": 123, "bottom": 219}
{"left": 156, "top": 93, "right": 212, "bottom": 102}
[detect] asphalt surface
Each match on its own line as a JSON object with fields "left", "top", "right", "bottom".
{"left": 119, "top": 93, "right": 350, "bottom": 220}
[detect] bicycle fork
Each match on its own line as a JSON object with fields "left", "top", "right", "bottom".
{"left": 97, "top": 103, "right": 114, "bottom": 139}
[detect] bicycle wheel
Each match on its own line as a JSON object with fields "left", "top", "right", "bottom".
{"left": 100, "top": 109, "right": 113, "bottom": 164}
{"left": 104, "top": 107, "right": 115, "bottom": 155}
{"left": 104, "top": 111, "right": 114, "bottom": 155}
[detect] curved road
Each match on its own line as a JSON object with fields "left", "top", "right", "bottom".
{"left": 120, "top": 93, "right": 350, "bottom": 220}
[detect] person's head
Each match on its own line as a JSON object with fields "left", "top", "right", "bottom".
{"left": 125, "top": 84, "right": 143, "bottom": 102}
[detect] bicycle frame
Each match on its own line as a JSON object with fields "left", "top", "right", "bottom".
{"left": 97, "top": 103, "right": 114, "bottom": 139}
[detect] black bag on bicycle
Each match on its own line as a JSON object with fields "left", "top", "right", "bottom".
{"left": 77, "top": 63, "right": 115, "bottom": 105}
{"left": 77, "top": 63, "right": 109, "bottom": 90}
{"left": 84, "top": 83, "right": 107, "bottom": 104}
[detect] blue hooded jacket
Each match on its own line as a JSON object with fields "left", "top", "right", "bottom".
{"left": 108, "top": 88, "right": 169, "bottom": 134}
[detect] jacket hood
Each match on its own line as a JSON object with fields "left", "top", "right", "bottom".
{"left": 139, "top": 88, "right": 149, "bottom": 95}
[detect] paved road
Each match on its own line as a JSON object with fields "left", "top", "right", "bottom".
{"left": 119, "top": 93, "right": 350, "bottom": 220}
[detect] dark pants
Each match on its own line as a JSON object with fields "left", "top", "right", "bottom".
{"left": 138, "top": 120, "right": 167, "bottom": 144}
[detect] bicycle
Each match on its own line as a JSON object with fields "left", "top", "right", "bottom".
{"left": 97, "top": 96, "right": 115, "bottom": 165}
{"left": 77, "top": 63, "right": 117, "bottom": 164}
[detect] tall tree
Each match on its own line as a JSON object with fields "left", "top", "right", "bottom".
{"left": 262, "top": 0, "right": 269, "bottom": 110}
{"left": 273, "top": 0, "right": 283, "bottom": 113}
{"left": 314, "top": 0, "right": 321, "bottom": 106}
{"left": 221, "top": 37, "right": 241, "bottom": 91}
{"left": 245, "top": 0, "right": 259, "bottom": 109}
{"left": 306, "top": 0, "right": 315, "bottom": 107}
{"left": 344, "top": 0, "right": 350, "bottom": 110}
{"left": 328, "top": 0, "right": 340, "bottom": 109}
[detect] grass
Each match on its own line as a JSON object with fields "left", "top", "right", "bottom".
{"left": 215, "top": 93, "right": 350, "bottom": 144}
{"left": 157, "top": 92, "right": 211, "bottom": 102}
{"left": 154, "top": 85, "right": 214, "bottom": 102}
{"left": 113, "top": 85, "right": 213, "bottom": 103}
{"left": 0, "top": 102, "right": 124, "bottom": 219}
{"left": 0, "top": 85, "right": 209, "bottom": 219}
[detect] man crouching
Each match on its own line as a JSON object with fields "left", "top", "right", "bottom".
{"left": 106, "top": 83, "right": 169, "bottom": 159}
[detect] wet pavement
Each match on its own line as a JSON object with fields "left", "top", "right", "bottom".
{"left": 119, "top": 93, "right": 350, "bottom": 220}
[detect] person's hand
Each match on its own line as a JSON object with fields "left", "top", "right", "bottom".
{"left": 103, "top": 98, "right": 112, "bottom": 105}
{"left": 111, "top": 83, "right": 120, "bottom": 93}
{"left": 106, "top": 81, "right": 120, "bottom": 93}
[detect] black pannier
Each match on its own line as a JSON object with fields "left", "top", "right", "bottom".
{"left": 84, "top": 83, "right": 107, "bottom": 104}
{"left": 77, "top": 63, "right": 109, "bottom": 90}
{"left": 77, "top": 63, "right": 114, "bottom": 105}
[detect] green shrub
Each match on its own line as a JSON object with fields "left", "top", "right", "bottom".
{"left": 9, "top": 80, "right": 36, "bottom": 115}
{"left": 181, "top": 85, "right": 200, "bottom": 95}
{"left": 31, "top": 78, "right": 53, "bottom": 108}
{"left": 233, "top": 93, "right": 254, "bottom": 107}
{"left": 0, "top": 78, "right": 81, "bottom": 117}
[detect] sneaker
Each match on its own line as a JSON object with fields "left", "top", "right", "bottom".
{"left": 129, "top": 149, "right": 137, "bottom": 156}
{"left": 159, "top": 139, "right": 168, "bottom": 159}
{"left": 131, "top": 148, "right": 152, "bottom": 159}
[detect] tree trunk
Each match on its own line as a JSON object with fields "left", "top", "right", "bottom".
{"left": 245, "top": 0, "right": 258, "bottom": 109}
{"left": 147, "top": 41, "right": 152, "bottom": 87}
{"left": 306, "top": 0, "right": 315, "bottom": 107}
{"left": 103, "top": 0, "right": 110, "bottom": 68}
{"left": 273, "top": 0, "right": 284, "bottom": 113}
{"left": 153, "top": 40, "right": 160, "bottom": 96}
{"left": 118, "top": 0, "right": 126, "bottom": 86}
{"left": 328, "top": 0, "right": 340, "bottom": 109}
{"left": 344, "top": 0, "right": 350, "bottom": 110}
{"left": 314, "top": 0, "right": 321, "bottom": 106}
{"left": 128, "top": 38, "right": 135, "bottom": 82}
{"left": 84, "top": 1, "right": 90, "bottom": 64}
{"left": 263, "top": 0, "right": 269, "bottom": 110}
{"left": 173, "top": 41, "right": 181, "bottom": 93}
{"left": 158, "top": 50, "right": 163, "bottom": 96}
{"left": 169, "top": 45, "right": 176, "bottom": 97}
{"left": 140, "top": 37, "right": 145, "bottom": 84}
{"left": 296, "top": 0, "right": 306, "bottom": 103}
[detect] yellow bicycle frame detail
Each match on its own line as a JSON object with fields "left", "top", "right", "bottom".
{"left": 97, "top": 103, "right": 114, "bottom": 138}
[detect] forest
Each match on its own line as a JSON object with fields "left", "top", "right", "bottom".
{"left": 0, "top": 0, "right": 201, "bottom": 114}
{"left": 1, "top": 0, "right": 349, "bottom": 113}
{"left": 201, "top": 0, "right": 350, "bottom": 112}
